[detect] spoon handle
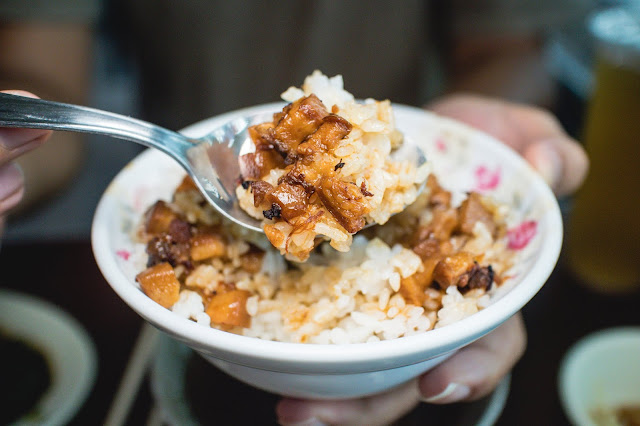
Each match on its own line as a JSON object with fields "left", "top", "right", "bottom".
{"left": 0, "top": 92, "right": 192, "bottom": 161}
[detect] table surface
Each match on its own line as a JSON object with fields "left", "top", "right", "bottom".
{"left": 1, "top": 239, "right": 638, "bottom": 425}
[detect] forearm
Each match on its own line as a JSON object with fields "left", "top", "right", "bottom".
{"left": 443, "top": 0, "right": 596, "bottom": 108}
{"left": 446, "top": 34, "right": 555, "bottom": 108}
{"left": 0, "top": 21, "right": 92, "bottom": 101}
{"left": 0, "top": 22, "right": 93, "bottom": 213}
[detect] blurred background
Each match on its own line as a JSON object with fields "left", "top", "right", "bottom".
{"left": 1, "top": 0, "right": 639, "bottom": 425}
{"left": 1, "top": 0, "right": 605, "bottom": 242}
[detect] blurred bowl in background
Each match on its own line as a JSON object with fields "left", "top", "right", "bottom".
{"left": 559, "top": 327, "right": 640, "bottom": 426}
{"left": 0, "top": 290, "right": 97, "bottom": 426}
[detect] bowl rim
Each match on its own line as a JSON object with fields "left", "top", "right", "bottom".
{"left": 92, "top": 102, "right": 563, "bottom": 368}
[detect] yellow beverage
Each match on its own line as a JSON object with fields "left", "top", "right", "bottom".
{"left": 566, "top": 10, "right": 640, "bottom": 292}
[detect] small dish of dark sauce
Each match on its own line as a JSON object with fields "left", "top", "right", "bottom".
{"left": 0, "top": 331, "right": 51, "bottom": 424}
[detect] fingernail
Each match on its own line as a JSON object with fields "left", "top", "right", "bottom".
{"left": 280, "top": 418, "right": 326, "bottom": 426}
{"left": 421, "top": 382, "right": 471, "bottom": 403}
{"left": 0, "top": 163, "right": 23, "bottom": 200}
{"left": 529, "top": 141, "right": 563, "bottom": 189}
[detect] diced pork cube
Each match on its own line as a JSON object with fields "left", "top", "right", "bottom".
{"left": 136, "top": 262, "right": 181, "bottom": 308}
{"left": 206, "top": 289, "right": 251, "bottom": 328}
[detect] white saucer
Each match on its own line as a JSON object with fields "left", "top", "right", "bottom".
{"left": 0, "top": 289, "right": 97, "bottom": 426}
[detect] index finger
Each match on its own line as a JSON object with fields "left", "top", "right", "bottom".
{"left": 0, "top": 90, "right": 52, "bottom": 165}
{"left": 428, "top": 94, "right": 588, "bottom": 197}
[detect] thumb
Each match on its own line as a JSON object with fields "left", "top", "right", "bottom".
{"left": 523, "top": 137, "right": 589, "bottom": 197}
{"left": 0, "top": 90, "right": 52, "bottom": 165}
{"left": 420, "top": 314, "right": 526, "bottom": 403}
{"left": 0, "top": 163, "right": 25, "bottom": 215}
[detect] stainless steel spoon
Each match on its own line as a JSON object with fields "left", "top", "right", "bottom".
{"left": 0, "top": 92, "right": 425, "bottom": 232}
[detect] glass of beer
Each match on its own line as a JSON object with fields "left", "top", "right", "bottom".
{"left": 566, "top": 6, "right": 640, "bottom": 292}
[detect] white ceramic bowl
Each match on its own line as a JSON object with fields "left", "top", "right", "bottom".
{"left": 92, "top": 103, "right": 563, "bottom": 399}
{"left": 0, "top": 290, "right": 97, "bottom": 425}
{"left": 559, "top": 327, "right": 640, "bottom": 426}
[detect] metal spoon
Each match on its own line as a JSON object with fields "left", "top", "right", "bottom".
{"left": 0, "top": 92, "right": 425, "bottom": 232}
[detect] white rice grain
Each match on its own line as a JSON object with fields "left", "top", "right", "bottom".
{"left": 172, "top": 290, "right": 206, "bottom": 323}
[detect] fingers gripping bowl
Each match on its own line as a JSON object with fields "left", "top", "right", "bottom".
{"left": 92, "top": 101, "right": 562, "bottom": 399}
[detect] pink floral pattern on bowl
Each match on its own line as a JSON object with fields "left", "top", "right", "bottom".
{"left": 435, "top": 138, "right": 447, "bottom": 153}
{"left": 116, "top": 249, "right": 131, "bottom": 261}
{"left": 474, "top": 165, "right": 502, "bottom": 192}
{"left": 508, "top": 221, "right": 538, "bottom": 250}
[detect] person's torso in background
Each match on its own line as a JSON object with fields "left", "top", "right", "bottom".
{"left": 108, "top": 0, "right": 597, "bottom": 130}
{"left": 112, "top": 0, "right": 428, "bottom": 130}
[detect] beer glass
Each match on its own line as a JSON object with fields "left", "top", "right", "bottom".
{"left": 566, "top": 6, "right": 640, "bottom": 292}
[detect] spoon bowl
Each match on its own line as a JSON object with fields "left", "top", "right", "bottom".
{"left": 0, "top": 93, "right": 425, "bottom": 232}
